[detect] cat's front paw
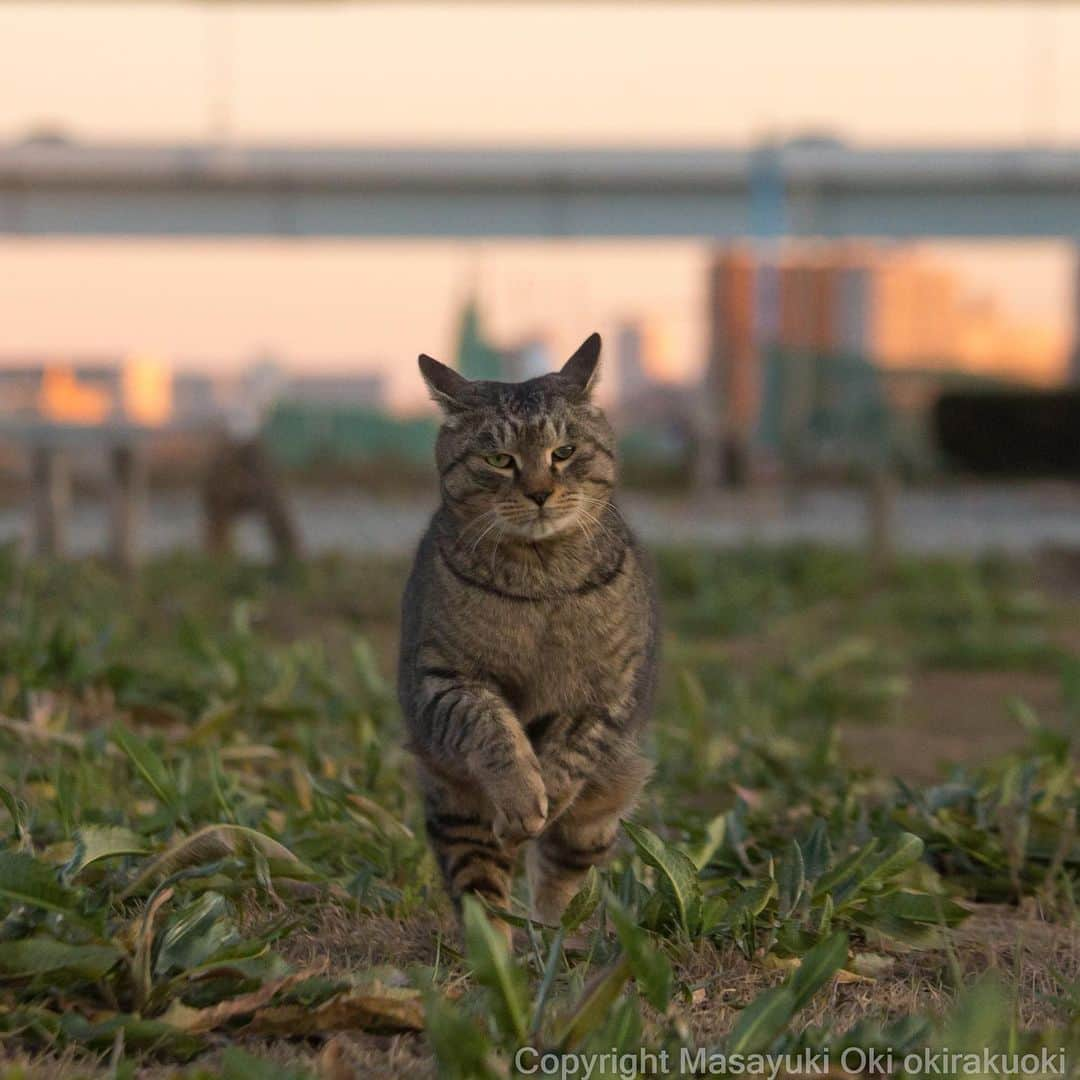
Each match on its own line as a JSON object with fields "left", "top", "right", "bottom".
{"left": 537, "top": 757, "right": 586, "bottom": 823}
{"left": 492, "top": 768, "right": 549, "bottom": 848}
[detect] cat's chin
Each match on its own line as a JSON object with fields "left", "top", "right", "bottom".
{"left": 501, "top": 514, "right": 579, "bottom": 542}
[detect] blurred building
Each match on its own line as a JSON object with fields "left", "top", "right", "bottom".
{"left": 456, "top": 296, "right": 505, "bottom": 381}
{"left": 698, "top": 250, "right": 758, "bottom": 485}
{"left": 173, "top": 358, "right": 385, "bottom": 429}
{"left": 452, "top": 297, "right": 562, "bottom": 385}
{"left": 1073, "top": 259, "right": 1080, "bottom": 386}
{"left": 172, "top": 372, "right": 221, "bottom": 424}
{"left": 284, "top": 372, "right": 386, "bottom": 410}
{"left": 832, "top": 250, "right": 877, "bottom": 358}
{"left": 614, "top": 318, "right": 689, "bottom": 426}
{"left": 251, "top": 359, "right": 413, "bottom": 471}
{"left": 709, "top": 252, "right": 758, "bottom": 429}
{"left": 502, "top": 337, "right": 553, "bottom": 383}
{"left": 0, "top": 356, "right": 172, "bottom": 426}
{"left": 615, "top": 322, "right": 650, "bottom": 410}
{"left": 700, "top": 242, "right": 1068, "bottom": 483}
{"left": 609, "top": 317, "right": 695, "bottom": 478}
{"left": 760, "top": 244, "right": 1065, "bottom": 381}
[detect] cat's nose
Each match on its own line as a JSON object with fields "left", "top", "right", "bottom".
{"left": 527, "top": 489, "right": 551, "bottom": 507}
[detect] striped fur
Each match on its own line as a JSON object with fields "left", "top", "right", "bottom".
{"left": 398, "top": 334, "right": 658, "bottom": 931}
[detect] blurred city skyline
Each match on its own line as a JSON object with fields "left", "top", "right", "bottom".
{"left": 2, "top": 2, "right": 1078, "bottom": 406}
{"left": 0, "top": 239, "right": 1071, "bottom": 410}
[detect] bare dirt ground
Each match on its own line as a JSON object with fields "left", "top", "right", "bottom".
{"left": 841, "top": 669, "right": 1065, "bottom": 784}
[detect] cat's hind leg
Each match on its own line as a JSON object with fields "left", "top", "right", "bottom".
{"left": 527, "top": 754, "right": 650, "bottom": 926}
{"left": 422, "top": 773, "right": 520, "bottom": 945}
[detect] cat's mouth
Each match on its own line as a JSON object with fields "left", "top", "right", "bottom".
{"left": 498, "top": 506, "right": 579, "bottom": 541}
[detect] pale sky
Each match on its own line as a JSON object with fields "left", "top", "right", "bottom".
{"left": 1, "top": 2, "right": 1077, "bottom": 404}
{"left": 4, "top": 2, "right": 1079, "bottom": 145}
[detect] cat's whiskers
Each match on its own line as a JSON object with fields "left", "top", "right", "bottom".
{"left": 571, "top": 496, "right": 620, "bottom": 547}
{"left": 453, "top": 508, "right": 499, "bottom": 549}
{"left": 467, "top": 515, "right": 503, "bottom": 555}
{"left": 576, "top": 491, "right": 620, "bottom": 522}
{"left": 574, "top": 509, "right": 600, "bottom": 556}
{"left": 488, "top": 521, "right": 507, "bottom": 576}
{"left": 577, "top": 499, "right": 625, "bottom": 543}
{"left": 575, "top": 508, "right": 617, "bottom": 554}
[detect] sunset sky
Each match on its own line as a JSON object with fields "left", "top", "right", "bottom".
{"left": 1, "top": 2, "right": 1077, "bottom": 404}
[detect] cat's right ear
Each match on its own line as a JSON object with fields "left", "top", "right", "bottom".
{"left": 419, "top": 354, "right": 471, "bottom": 412}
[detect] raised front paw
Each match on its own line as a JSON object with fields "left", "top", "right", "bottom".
{"left": 536, "top": 758, "right": 586, "bottom": 823}
{"left": 544, "top": 783, "right": 585, "bottom": 826}
{"left": 492, "top": 767, "right": 549, "bottom": 848}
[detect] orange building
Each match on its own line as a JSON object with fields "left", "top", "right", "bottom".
{"left": 0, "top": 356, "right": 173, "bottom": 426}
{"left": 705, "top": 248, "right": 759, "bottom": 437}
{"left": 765, "top": 244, "right": 1065, "bottom": 385}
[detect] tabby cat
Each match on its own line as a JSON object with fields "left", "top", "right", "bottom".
{"left": 398, "top": 333, "right": 658, "bottom": 934}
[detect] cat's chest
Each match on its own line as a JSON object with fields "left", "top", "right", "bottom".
{"left": 467, "top": 594, "right": 623, "bottom": 712}
{"left": 435, "top": 533, "right": 645, "bottom": 712}
{"left": 472, "top": 597, "right": 587, "bottom": 667}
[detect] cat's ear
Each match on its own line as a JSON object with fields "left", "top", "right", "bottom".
{"left": 419, "top": 354, "right": 471, "bottom": 412}
{"left": 560, "top": 333, "right": 602, "bottom": 395}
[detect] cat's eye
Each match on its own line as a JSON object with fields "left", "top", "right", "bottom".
{"left": 484, "top": 452, "right": 514, "bottom": 470}
{"left": 552, "top": 445, "right": 576, "bottom": 461}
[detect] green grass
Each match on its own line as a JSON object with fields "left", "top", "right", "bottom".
{"left": 0, "top": 543, "right": 1079, "bottom": 1078}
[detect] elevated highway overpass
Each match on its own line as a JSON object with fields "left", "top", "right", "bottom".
{"left": 2, "top": 139, "right": 1079, "bottom": 240}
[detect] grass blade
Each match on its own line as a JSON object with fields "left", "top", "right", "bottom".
{"left": 462, "top": 896, "right": 530, "bottom": 1044}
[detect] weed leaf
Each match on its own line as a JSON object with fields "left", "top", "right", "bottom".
{"left": 111, "top": 723, "right": 179, "bottom": 811}
{"left": 561, "top": 866, "right": 601, "bottom": 932}
{"left": 555, "top": 957, "right": 632, "bottom": 1051}
{"left": 608, "top": 895, "right": 673, "bottom": 1011}
{"left": 623, "top": 820, "right": 703, "bottom": 936}
{"left": 122, "top": 824, "right": 312, "bottom": 897}
{"left": 0, "top": 939, "right": 122, "bottom": 980}
{"left": 65, "top": 826, "right": 150, "bottom": 881}
{"left": 725, "top": 986, "right": 796, "bottom": 1055}
{"left": 777, "top": 838, "right": 805, "bottom": 918}
{"left": 789, "top": 931, "right": 848, "bottom": 1012}
{"left": 0, "top": 851, "right": 83, "bottom": 921}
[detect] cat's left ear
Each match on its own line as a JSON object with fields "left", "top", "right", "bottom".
{"left": 419, "top": 353, "right": 471, "bottom": 412}
{"left": 560, "top": 332, "right": 602, "bottom": 395}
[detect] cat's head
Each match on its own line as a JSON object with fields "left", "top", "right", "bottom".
{"left": 419, "top": 333, "right": 616, "bottom": 542}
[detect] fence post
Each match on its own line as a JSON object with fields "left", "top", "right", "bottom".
{"left": 108, "top": 442, "right": 143, "bottom": 573}
{"left": 865, "top": 466, "right": 896, "bottom": 579}
{"left": 30, "top": 444, "right": 70, "bottom": 558}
